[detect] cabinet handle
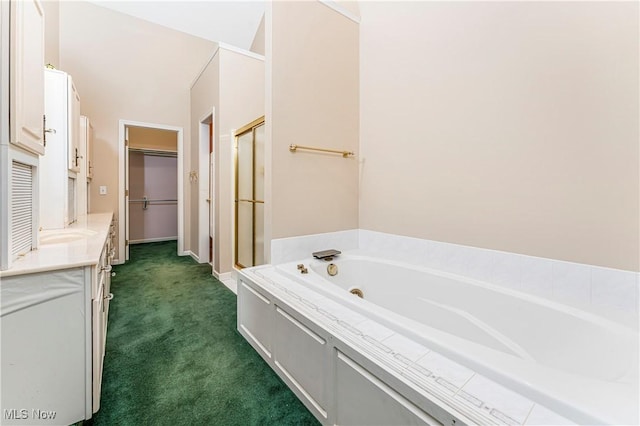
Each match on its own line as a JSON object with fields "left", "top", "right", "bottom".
{"left": 111, "top": 272, "right": 116, "bottom": 277}
{"left": 104, "top": 293, "right": 114, "bottom": 301}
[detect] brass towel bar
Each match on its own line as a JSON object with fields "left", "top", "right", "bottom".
{"left": 236, "top": 199, "right": 265, "bottom": 204}
{"left": 289, "top": 144, "right": 354, "bottom": 158}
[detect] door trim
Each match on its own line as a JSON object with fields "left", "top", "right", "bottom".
{"left": 118, "top": 119, "right": 184, "bottom": 263}
{"left": 198, "top": 109, "right": 214, "bottom": 266}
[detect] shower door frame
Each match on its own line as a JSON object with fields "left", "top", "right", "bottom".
{"left": 234, "top": 116, "right": 265, "bottom": 269}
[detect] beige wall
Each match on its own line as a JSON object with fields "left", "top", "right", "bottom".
{"left": 42, "top": 0, "right": 59, "bottom": 68}
{"left": 57, "top": 1, "right": 216, "bottom": 259}
{"left": 359, "top": 2, "right": 639, "bottom": 271}
{"left": 250, "top": 14, "right": 265, "bottom": 56}
{"left": 128, "top": 127, "right": 177, "bottom": 151}
{"left": 190, "top": 50, "right": 219, "bottom": 265}
{"left": 190, "top": 47, "right": 264, "bottom": 274}
{"left": 268, "top": 1, "right": 359, "bottom": 242}
{"left": 219, "top": 49, "right": 264, "bottom": 273}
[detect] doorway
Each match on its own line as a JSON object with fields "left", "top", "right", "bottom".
{"left": 118, "top": 120, "right": 184, "bottom": 263}
{"left": 128, "top": 136, "right": 177, "bottom": 244}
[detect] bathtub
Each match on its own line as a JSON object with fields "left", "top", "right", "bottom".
{"left": 268, "top": 253, "right": 639, "bottom": 425}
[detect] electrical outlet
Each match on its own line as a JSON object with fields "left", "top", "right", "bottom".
{"left": 99, "top": 186, "right": 107, "bottom": 195}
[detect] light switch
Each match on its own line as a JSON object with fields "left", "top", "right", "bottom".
{"left": 99, "top": 186, "right": 107, "bottom": 195}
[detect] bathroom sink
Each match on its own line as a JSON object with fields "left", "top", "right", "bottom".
{"left": 39, "top": 229, "right": 98, "bottom": 245}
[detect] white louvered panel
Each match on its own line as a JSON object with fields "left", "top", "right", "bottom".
{"left": 11, "top": 161, "right": 34, "bottom": 257}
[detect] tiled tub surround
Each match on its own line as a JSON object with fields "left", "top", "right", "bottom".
{"left": 245, "top": 229, "right": 640, "bottom": 424}
{"left": 272, "top": 229, "right": 639, "bottom": 320}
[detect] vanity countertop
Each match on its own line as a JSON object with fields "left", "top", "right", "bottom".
{"left": 0, "top": 212, "right": 114, "bottom": 278}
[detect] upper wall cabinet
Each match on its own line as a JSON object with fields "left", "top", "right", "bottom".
{"left": 41, "top": 69, "right": 81, "bottom": 229}
{"left": 78, "top": 115, "right": 93, "bottom": 216}
{"left": 81, "top": 116, "right": 93, "bottom": 181}
{"left": 68, "top": 80, "right": 81, "bottom": 172}
{"left": 9, "top": 0, "right": 45, "bottom": 155}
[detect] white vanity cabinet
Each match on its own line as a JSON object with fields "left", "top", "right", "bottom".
{"left": 92, "top": 219, "right": 116, "bottom": 413}
{"left": 40, "top": 68, "right": 81, "bottom": 229}
{"left": 0, "top": 268, "right": 89, "bottom": 425}
{"left": 8, "top": 0, "right": 45, "bottom": 155}
{"left": 0, "top": 213, "right": 115, "bottom": 424}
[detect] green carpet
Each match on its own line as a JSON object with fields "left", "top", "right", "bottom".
{"left": 90, "top": 241, "right": 318, "bottom": 426}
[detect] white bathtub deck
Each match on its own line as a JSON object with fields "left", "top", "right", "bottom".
{"left": 249, "top": 265, "right": 578, "bottom": 426}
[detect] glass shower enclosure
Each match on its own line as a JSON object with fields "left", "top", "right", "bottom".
{"left": 234, "top": 117, "right": 265, "bottom": 268}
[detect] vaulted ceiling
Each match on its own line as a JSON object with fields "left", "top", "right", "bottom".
{"left": 89, "top": 1, "right": 265, "bottom": 50}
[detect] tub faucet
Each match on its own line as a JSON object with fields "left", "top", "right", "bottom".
{"left": 312, "top": 249, "right": 341, "bottom": 261}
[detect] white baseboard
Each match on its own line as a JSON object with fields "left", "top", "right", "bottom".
{"left": 186, "top": 250, "right": 200, "bottom": 263}
{"left": 212, "top": 270, "right": 232, "bottom": 281}
{"left": 129, "top": 236, "right": 177, "bottom": 244}
{"left": 221, "top": 278, "right": 237, "bottom": 295}
{"left": 212, "top": 269, "right": 236, "bottom": 293}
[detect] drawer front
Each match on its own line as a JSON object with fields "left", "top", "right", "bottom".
{"left": 92, "top": 245, "right": 110, "bottom": 299}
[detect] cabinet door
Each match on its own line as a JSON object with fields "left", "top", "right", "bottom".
{"left": 68, "top": 77, "right": 81, "bottom": 171}
{"left": 92, "top": 277, "right": 105, "bottom": 413}
{"left": 85, "top": 118, "right": 93, "bottom": 180}
{"left": 41, "top": 69, "right": 69, "bottom": 230}
{"left": 335, "top": 350, "right": 443, "bottom": 426}
{"left": 9, "top": 0, "right": 45, "bottom": 155}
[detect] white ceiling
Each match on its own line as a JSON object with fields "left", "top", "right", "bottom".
{"left": 89, "top": 1, "right": 266, "bottom": 50}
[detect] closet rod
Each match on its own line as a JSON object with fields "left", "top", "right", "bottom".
{"left": 129, "top": 199, "right": 177, "bottom": 203}
{"left": 128, "top": 147, "right": 177, "bottom": 158}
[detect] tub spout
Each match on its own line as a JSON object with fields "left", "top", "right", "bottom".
{"left": 312, "top": 249, "right": 341, "bottom": 261}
